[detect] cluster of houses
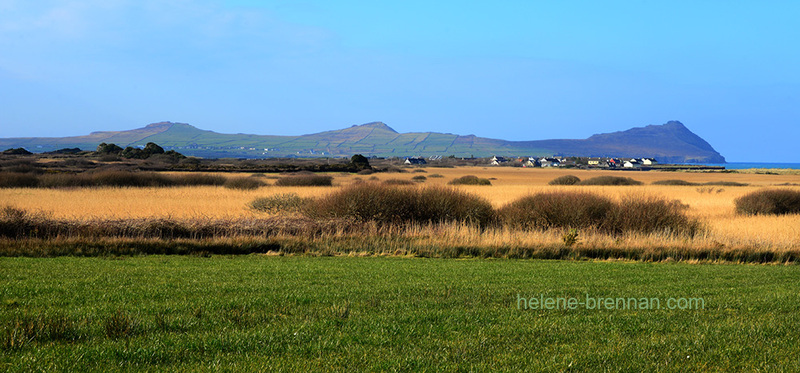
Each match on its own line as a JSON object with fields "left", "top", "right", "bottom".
{"left": 491, "top": 156, "right": 658, "bottom": 168}
{"left": 401, "top": 155, "right": 658, "bottom": 168}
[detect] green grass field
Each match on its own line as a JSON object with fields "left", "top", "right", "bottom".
{"left": 1, "top": 256, "right": 798, "bottom": 371}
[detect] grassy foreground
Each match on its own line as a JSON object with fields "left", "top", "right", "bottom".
{"left": 1, "top": 256, "right": 798, "bottom": 371}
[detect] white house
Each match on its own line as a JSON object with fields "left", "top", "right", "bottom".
{"left": 641, "top": 158, "right": 657, "bottom": 165}
{"left": 539, "top": 157, "right": 561, "bottom": 167}
{"left": 490, "top": 156, "right": 509, "bottom": 165}
{"left": 525, "top": 157, "right": 540, "bottom": 167}
{"left": 404, "top": 157, "right": 427, "bottom": 165}
{"left": 623, "top": 159, "right": 641, "bottom": 168}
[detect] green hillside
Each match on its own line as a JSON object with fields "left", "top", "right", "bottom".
{"left": 0, "top": 121, "right": 725, "bottom": 162}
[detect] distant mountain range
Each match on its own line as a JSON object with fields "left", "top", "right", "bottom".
{"left": 0, "top": 120, "right": 726, "bottom": 163}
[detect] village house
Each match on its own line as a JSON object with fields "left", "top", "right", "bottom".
{"left": 490, "top": 156, "right": 509, "bottom": 165}
{"left": 623, "top": 159, "right": 641, "bottom": 168}
{"left": 539, "top": 157, "right": 561, "bottom": 167}
{"left": 404, "top": 157, "right": 427, "bottom": 165}
{"left": 641, "top": 158, "right": 657, "bottom": 165}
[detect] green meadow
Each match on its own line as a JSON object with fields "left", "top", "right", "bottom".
{"left": 1, "top": 256, "right": 798, "bottom": 371}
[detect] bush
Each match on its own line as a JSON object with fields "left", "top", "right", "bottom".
{"left": 499, "top": 191, "right": 614, "bottom": 230}
{"left": 652, "top": 179, "right": 698, "bottom": 186}
{"left": 384, "top": 179, "right": 415, "bottom": 185}
{"left": 0, "top": 172, "right": 39, "bottom": 188}
{"left": 249, "top": 193, "right": 310, "bottom": 214}
{"left": 448, "top": 175, "right": 491, "bottom": 186}
{"left": 96, "top": 143, "right": 123, "bottom": 154}
{"left": 34, "top": 171, "right": 227, "bottom": 188}
{"left": 548, "top": 175, "right": 581, "bottom": 185}
{"left": 172, "top": 173, "right": 227, "bottom": 186}
{"left": 735, "top": 189, "right": 800, "bottom": 215}
{"left": 275, "top": 175, "right": 333, "bottom": 187}
{"left": 606, "top": 195, "right": 698, "bottom": 236}
{"left": 577, "top": 176, "right": 643, "bottom": 186}
{"left": 428, "top": 174, "right": 444, "bottom": 178}
{"left": 705, "top": 181, "right": 748, "bottom": 187}
{"left": 304, "top": 183, "right": 495, "bottom": 227}
{"left": 350, "top": 154, "right": 371, "bottom": 170}
{"left": 2, "top": 148, "right": 32, "bottom": 155}
{"left": 411, "top": 175, "right": 427, "bottom": 182}
{"left": 499, "top": 192, "right": 699, "bottom": 236}
{"left": 224, "top": 177, "right": 266, "bottom": 190}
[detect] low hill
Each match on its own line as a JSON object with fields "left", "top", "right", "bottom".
{"left": 0, "top": 120, "right": 725, "bottom": 163}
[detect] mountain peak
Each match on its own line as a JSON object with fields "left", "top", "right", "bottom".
{"left": 353, "top": 121, "right": 398, "bottom": 133}
{"left": 0, "top": 120, "right": 724, "bottom": 162}
{"left": 142, "top": 122, "right": 180, "bottom": 131}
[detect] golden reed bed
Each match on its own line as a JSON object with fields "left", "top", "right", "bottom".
{"left": 2, "top": 167, "right": 799, "bottom": 257}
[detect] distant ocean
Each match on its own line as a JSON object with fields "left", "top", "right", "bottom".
{"left": 692, "top": 162, "right": 800, "bottom": 170}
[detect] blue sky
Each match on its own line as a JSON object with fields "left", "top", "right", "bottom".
{"left": 1, "top": 1, "right": 798, "bottom": 162}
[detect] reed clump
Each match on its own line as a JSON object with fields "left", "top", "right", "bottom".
{"left": 223, "top": 177, "right": 266, "bottom": 190}
{"left": 0, "top": 170, "right": 228, "bottom": 188}
{"left": 577, "top": 176, "right": 643, "bottom": 186}
{"left": 249, "top": 193, "right": 311, "bottom": 214}
{"left": 548, "top": 175, "right": 581, "bottom": 185}
{"left": 448, "top": 175, "right": 491, "bottom": 185}
{"left": 274, "top": 174, "right": 333, "bottom": 187}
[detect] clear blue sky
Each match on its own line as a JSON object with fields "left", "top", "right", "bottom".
{"left": 1, "top": 1, "right": 798, "bottom": 162}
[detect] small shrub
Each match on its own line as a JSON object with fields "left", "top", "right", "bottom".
{"left": 562, "top": 229, "right": 579, "bottom": 247}
{"left": 704, "top": 181, "right": 748, "bottom": 187}
{"left": 275, "top": 174, "right": 333, "bottom": 187}
{"left": 696, "top": 187, "right": 724, "bottom": 194}
{"left": 99, "top": 154, "right": 121, "bottom": 162}
{"left": 428, "top": 174, "right": 444, "bottom": 178}
{"left": 357, "top": 169, "right": 374, "bottom": 175}
{"left": 304, "top": 183, "right": 495, "bottom": 227}
{"left": 173, "top": 173, "right": 227, "bottom": 186}
{"left": 549, "top": 175, "right": 581, "bottom": 185}
{"left": 652, "top": 179, "right": 698, "bottom": 186}
{"left": 384, "top": 179, "right": 415, "bottom": 185}
{"left": 577, "top": 176, "right": 642, "bottom": 186}
{"left": 224, "top": 177, "right": 265, "bottom": 190}
{"left": 411, "top": 175, "right": 427, "bottom": 182}
{"left": 250, "top": 193, "right": 310, "bottom": 214}
{"left": 412, "top": 169, "right": 428, "bottom": 173}
{"left": 384, "top": 166, "right": 407, "bottom": 173}
{"left": 735, "top": 189, "right": 800, "bottom": 215}
{"left": 448, "top": 175, "right": 491, "bottom": 186}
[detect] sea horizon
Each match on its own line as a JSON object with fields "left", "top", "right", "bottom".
{"left": 695, "top": 162, "right": 800, "bottom": 170}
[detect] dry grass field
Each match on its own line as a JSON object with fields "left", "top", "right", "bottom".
{"left": 2, "top": 167, "right": 800, "bottom": 259}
